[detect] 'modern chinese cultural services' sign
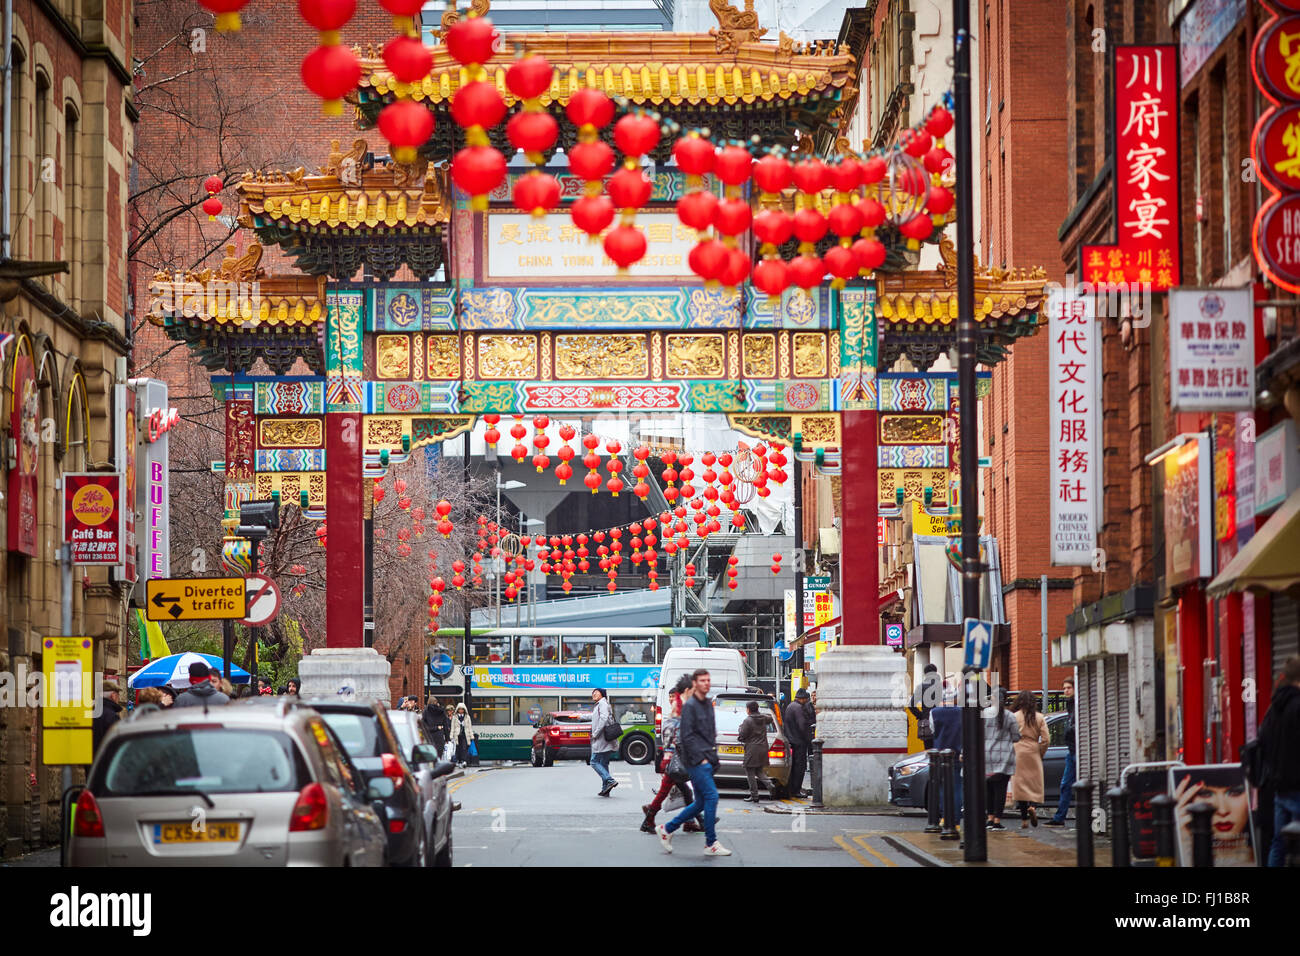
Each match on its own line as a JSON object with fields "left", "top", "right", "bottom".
{"left": 485, "top": 211, "right": 695, "bottom": 281}
{"left": 1169, "top": 288, "right": 1254, "bottom": 411}
{"left": 63, "top": 473, "right": 125, "bottom": 566}
{"left": 1082, "top": 45, "right": 1180, "bottom": 291}
{"left": 1048, "top": 288, "right": 1100, "bottom": 566}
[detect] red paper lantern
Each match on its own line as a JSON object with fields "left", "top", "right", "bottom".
{"left": 513, "top": 171, "right": 560, "bottom": 216}
{"left": 379, "top": 99, "right": 434, "bottom": 164}
{"left": 451, "top": 80, "right": 506, "bottom": 130}
{"left": 899, "top": 213, "right": 934, "bottom": 245}
{"left": 383, "top": 35, "right": 432, "bottom": 84}
{"left": 614, "top": 113, "right": 660, "bottom": 157}
{"left": 584, "top": 471, "right": 602, "bottom": 493}
{"left": 902, "top": 128, "right": 932, "bottom": 158}
{"left": 604, "top": 225, "right": 646, "bottom": 269}
{"left": 688, "top": 239, "right": 728, "bottom": 282}
{"left": 301, "top": 43, "right": 361, "bottom": 116}
{"left": 507, "top": 111, "right": 558, "bottom": 156}
{"left": 752, "top": 258, "right": 790, "bottom": 298}
{"left": 753, "top": 209, "right": 793, "bottom": 247}
{"left": 437, "top": 518, "right": 454, "bottom": 537}
{"left": 566, "top": 88, "right": 614, "bottom": 129}
{"left": 506, "top": 56, "right": 553, "bottom": 100}
{"left": 923, "top": 146, "right": 953, "bottom": 177}
{"left": 452, "top": 145, "right": 507, "bottom": 202}
{"left": 753, "top": 153, "right": 792, "bottom": 194}
{"left": 676, "top": 190, "right": 718, "bottom": 233}
{"left": 856, "top": 197, "right": 886, "bottom": 228}
{"left": 824, "top": 245, "right": 857, "bottom": 282}
{"left": 713, "top": 197, "right": 752, "bottom": 237}
{"left": 792, "top": 207, "right": 828, "bottom": 244}
{"left": 827, "top": 203, "right": 864, "bottom": 239}
{"left": 830, "top": 158, "right": 862, "bottom": 193}
{"left": 445, "top": 15, "right": 499, "bottom": 65}
{"left": 571, "top": 194, "right": 615, "bottom": 237}
{"left": 608, "top": 166, "right": 652, "bottom": 210}
{"left": 714, "top": 145, "right": 752, "bottom": 186}
{"left": 203, "top": 175, "right": 224, "bottom": 195}
{"left": 860, "top": 155, "right": 887, "bottom": 184}
{"left": 673, "top": 134, "right": 715, "bottom": 178}
{"left": 201, "top": 0, "right": 249, "bottom": 32}
{"left": 852, "top": 237, "right": 886, "bottom": 273}
{"left": 926, "top": 185, "right": 954, "bottom": 217}
{"left": 719, "top": 247, "right": 751, "bottom": 289}
{"left": 568, "top": 140, "right": 615, "bottom": 181}
{"left": 926, "top": 106, "right": 954, "bottom": 138}
{"left": 201, "top": 196, "right": 223, "bottom": 220}
{"left": 299, "top": 0, "right": 355, "bottom": 33}
{"left": 789, "top": 255, "right": 825, "bottom": 289}
{"left": 792, "top": 158, "right": 828, "bottom": 194}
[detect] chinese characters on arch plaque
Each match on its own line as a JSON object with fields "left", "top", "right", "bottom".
{"left": 1048, "top": 288, "right": 1100, "bottom": 566}
{"left": 1082, "top": 45, "right": 1180, "bottom": 292}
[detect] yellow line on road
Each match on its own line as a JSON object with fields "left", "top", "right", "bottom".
{"left": 854, "top": 834, "right": 897, "bottom": 867}
{"left": 833, "top": 834, "right": 875, "bottom": 867}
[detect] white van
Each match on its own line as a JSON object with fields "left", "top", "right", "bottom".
{"left": 654, "top": 646, "right": 748, "bottom": 755}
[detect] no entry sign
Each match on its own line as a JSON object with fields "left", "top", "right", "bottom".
{"left": 242, "top": 574, "right": 282, "bottom": 627}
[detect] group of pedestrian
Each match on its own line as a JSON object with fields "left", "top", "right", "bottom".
{"left": 639, "top": 675, "right": 704, "bottom": 832}
{"left": 420, "top": 699, "right": 477, "bottom": 766}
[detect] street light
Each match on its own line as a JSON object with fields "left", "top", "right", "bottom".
{"left": 494, "top": 475, "right": 525, "bottom": 627}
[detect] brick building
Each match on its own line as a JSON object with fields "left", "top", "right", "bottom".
{"left": 1, "top": 0, "right": 134, "bottom": 856}
{"left": 977, "top": 0, "right": 1075, "bottom": 693}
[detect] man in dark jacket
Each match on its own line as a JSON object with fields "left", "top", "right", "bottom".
{"left": 908, "top": 663, "right": 940, "bottom": 750}
{"left": 1260, "top": 655, "right": 1300, "bottom": 866}
{"left": 785, "top": 688, "right": 813, "bottom": 797}
{"left": 929, "top": 689, "right": 963, "bottom": 827}
{"left": 657, "top": 669, "right": 731, "bottom": 857}
{"left": 422, "top": 699, "right": 451, "bottom": 753}
{"left": 92, "top": 679, "right": 123, "bottom": 755}
{"left": 174, "top": 662, "right": 231, "bottom": 708}
{"left": 1046, "top": 678, "right": 1077, "bottom": 826}
{"left": 737, "top": 700, "right": 771, "bottom": 802}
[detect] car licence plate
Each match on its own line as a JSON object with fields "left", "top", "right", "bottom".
{"left": 154, "top": 822, "right": 241, "bottom": 844}
{"left": 719, "top": 745, "right": 744, "bottom": 755}
{"left": 571, "top": 731, "right": 590, "bottom": 738}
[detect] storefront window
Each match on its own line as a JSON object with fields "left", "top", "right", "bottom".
{"left": 514, "top": 634, "right": 559, "bottom": 664}
{"left": 468, "top": 697, "right": 511, "bottom": 726}
{"left": 563, "top": 635, "right": 607, "bottom": 664}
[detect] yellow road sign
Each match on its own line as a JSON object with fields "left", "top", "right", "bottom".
{"left": 146, "top": 577, "right": 248, "bottom": 621}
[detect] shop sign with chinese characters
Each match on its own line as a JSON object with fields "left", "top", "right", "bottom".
{"left": 1169, "top": 288, "right": 1254, "bottom": 411}
{"left": 484, "top": 211, "right": 696, "bottom": 281}
{"left": 1251, "top": 12, "right": 1300, "bottom": 291}
{"left": 1082, "top": 45, "right": 1180, "bottom": 291}
{"left": 1164, "top": 435, "right": 1213, "bottom": 589}
{"left": 1048, "top": 288, "right": 1101, "bottom": 566}
{"left": 63, "top": 473, "right": 126, "bottom": 566}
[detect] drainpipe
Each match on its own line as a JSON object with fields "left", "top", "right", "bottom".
{"left": 2, "top": 0, "right": 13, "bottom": 260}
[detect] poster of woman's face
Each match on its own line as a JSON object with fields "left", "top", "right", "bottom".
{"left": 1168, "top": 764, "right": 1255, "bottom": 867}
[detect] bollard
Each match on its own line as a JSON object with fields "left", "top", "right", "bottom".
{"left": 1282, "top": 821, "right": 1300, "bottom": 867}
{"left": 1187, "top": 801, "right": 1215, "bottom": 867}
{"left": 924, "top": 749, "right": 942, "bottom": 833}
{"left": 810, "top": 739, "right": 824, "bottom": 808}
{"left": 1152, "top": 794, "right": 1176, "bottom": 867}
{"left": 939, "top": 749, "right": 960, "bottom": 841}
{"left": 1074, "top": 779, "right": 1095, "bottom": 867}
{"left": 1107, "top": 786, "right": 1131, "bottom": 868}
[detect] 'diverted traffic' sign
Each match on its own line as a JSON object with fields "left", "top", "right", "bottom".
{"left": 146, "top": 577, "right": 248, "bottom": 621}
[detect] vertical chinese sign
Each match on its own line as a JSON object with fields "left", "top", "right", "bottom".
{"left": 1252, "top": 10, "right": 1300, "bottom": 291}
{"left": 1048, "top": 288, "right": 1101, "bottom": 565}
{"left": 1081, "top": 45, "right": 1181, "bottom": 290}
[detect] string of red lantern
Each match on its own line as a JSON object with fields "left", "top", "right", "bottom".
{"left": 507, "top": 54, "right": 561, "bottom": 215}
{"left": 448, "top": 12, "right": 508, "bottom": 209}
{"left": 299, "top": 0, "right": 363, "bottom": 116}
{"left": 202, "top": 174, "right": 223, "bottom": 221}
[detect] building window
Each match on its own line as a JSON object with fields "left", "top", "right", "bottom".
{"left": 1190, "top": 94, "right": 1202, "bottom": 285}
{"left": 64, "top": 106, "right": 78, "bottom": 308}
{"left": 7, "top": 45, "right": 23, "bottom": 255}
{"left": 1074, "top": 4, "right": 1096, "bottom": 200}
{"left": 35, "top": 72, "right": 49, "bottom": 265}
{"left": 1217, "top": 68, "right": 1232, "bottom": 273}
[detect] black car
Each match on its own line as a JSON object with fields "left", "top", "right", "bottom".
{"left": 889, "top": 711, "right": 1072, "bottom": 811}
{"left": 308, "top": 699, "right": 446, "bottom": 867}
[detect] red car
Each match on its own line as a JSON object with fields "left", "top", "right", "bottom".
{"left": 530, "top": 711, "right": 595, "bottom": 766}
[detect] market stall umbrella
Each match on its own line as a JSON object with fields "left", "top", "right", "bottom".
{"left": 126, "top": 652, "right": 251, "bottom": 688}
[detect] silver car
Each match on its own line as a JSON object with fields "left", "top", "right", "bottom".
{"left": 711, "top": 694, "right": 790, "bottom": 797}
{"left": 387, "top": 709, "right": 457, "bottom": 867}
{"left": 69, "top": 698, "right": 388, "bottom": 866}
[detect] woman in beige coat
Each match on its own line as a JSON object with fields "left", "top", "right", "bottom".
{"left": 1010, "top": 690, "right": 1050, "bottom": 828}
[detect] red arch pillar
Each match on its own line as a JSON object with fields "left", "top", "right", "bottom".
{"left": 840, "top": 409, "right": 879, "bottom": 645}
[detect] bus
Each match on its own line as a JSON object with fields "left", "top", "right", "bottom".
{"left": 430, "top": 627, "right": 708, "bottom": 763}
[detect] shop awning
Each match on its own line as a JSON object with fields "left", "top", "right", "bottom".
{"left": 1207, "top": 487, "right": 1300, "bottom": 599}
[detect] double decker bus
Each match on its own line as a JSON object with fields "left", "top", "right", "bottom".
{"left": 431, "top": 627, "right": 707, "bottom": 763}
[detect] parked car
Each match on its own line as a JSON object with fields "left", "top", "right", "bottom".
{"left": 307, "top": 699, "right": 433, "bottom": 866}
{"left": 387, "top": 708, "right": 457, "bottom": 867}
{"left": 530, "top": 710, "right": 595, "bottom": 766}
{"left": 68, "top": 698, "right": 388, "bottom": 866}
{"left": 711, "top": 693, "right": 790, "bottom": 797}
{"left": 888, "top": 710, "right": 1071, "bottom": 810}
